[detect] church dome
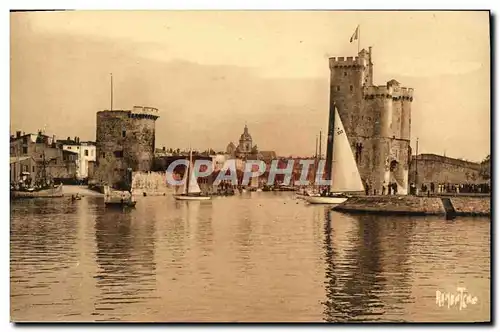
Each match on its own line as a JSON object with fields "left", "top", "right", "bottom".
{"left": 239, "top": 125, "right": 252, "bottom": 141}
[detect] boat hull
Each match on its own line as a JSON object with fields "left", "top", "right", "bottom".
{"left": 296, "top": 193, "right": 320, "bottom": 200}
{"left": 11, "top": 184, "right": 64, "bottom": 198}
{"left": 105, "top": 201, "right": 137, "bottom": 208}
{"left": 304, "top": 195, "right": 347, "bottom": 204}
{"left": 174, "top": 195, "right": 211, "bottom": 201}
{"left": 103, "top": 185, "right": 136, "bottom": 207}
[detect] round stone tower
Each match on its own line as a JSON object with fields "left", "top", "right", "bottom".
{"left": 329, "top": 48, "right": 414, "bottom": 194}
{"left": 95, "top": 106, "right": 159, "bottom": 186}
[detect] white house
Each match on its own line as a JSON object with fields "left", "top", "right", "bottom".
{"left": 60, "top": 139, "right": 96, "bottom": 180}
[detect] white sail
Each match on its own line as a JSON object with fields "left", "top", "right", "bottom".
{"left": 184, "top": 149, "right": 201, "bottom": 194}
{"left": 330, "top": 107, "right": 365, "bottom": 193}
{"left": 188, "top": 171, "right": 202, "bottom": 194}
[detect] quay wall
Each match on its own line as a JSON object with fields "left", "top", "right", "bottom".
{"left": 333, "top": 196, "right": 445, "bottom": 215}
{"left": 131, "top": 171, "right": 174, "bottom": 196}
{"left": 450, "top": 197, "right": 490, "bottom": 216}
{"left": 334, "top": 195, "right": 491, "bottom": 217}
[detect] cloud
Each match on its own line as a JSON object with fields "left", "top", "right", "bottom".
{"left": 382, "top": 59, "right": 485, "bottom": 78}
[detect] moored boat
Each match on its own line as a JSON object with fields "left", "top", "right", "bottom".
{"left": 104, "top": 185, "right": 136, "bottom": 208}
{"left": 10, "top": 152, "right": 64, "bottom": 199}
{"left": 304, "top": 193, "right": 349, "bottom": 204}
{"left": 175, "top": 194, "right": 211, "bottom": 201}
{"left": 296, "top": 189, "right": 320, "bottom": 199}
{"left": 11, "top": 184, "right": 64, "bottom": 199}
{"left": 174, "top": 149, "right": 211, "bottom": 201}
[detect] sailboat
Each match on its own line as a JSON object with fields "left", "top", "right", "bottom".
{"left": 174, "top": 149, "right": 211, "bottom": 201}
{"left": 11, "top": 151, "right": 64, "bottom": 199}
{"left": 297, "top": 135, "right": 322, "bottom": 199}
{"left": 305, "top": 106, "right": 365, "bottom": 204}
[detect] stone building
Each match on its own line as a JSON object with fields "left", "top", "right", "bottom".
{"left": 409, "top": 154, "right": 483, "bottom": 185}
{"left": 58, "top": 137, "right": 96, "bottom": 180}
{"left": 329, "top": 48, "right": 414, "bottom": 194}
{"left": 9, "top": 131, "right": 77, "bottom": 182}
{"left": 10, "top": 156, "right": 37, "bottom": 184}
{"left": 94, "top": 106, "right": 159, "bottom": 187}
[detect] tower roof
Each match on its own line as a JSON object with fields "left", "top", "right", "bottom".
{"left": 240, "top": 124, "right": 252, "bottom": 141}
{"left": 387, "top": 79, "right": 400, "bottom": 87}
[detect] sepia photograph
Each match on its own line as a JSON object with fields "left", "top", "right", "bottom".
{"left": 9, "top": 9, "right": 491, "bottom": 323}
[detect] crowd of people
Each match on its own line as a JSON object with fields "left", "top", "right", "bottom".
{"left": 409, "top": 182, "right": 490, "bottom": 195}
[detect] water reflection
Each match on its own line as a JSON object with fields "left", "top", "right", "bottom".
{"left": 10, "top": 193, "right": 490, "bottom": 322}
{"left": 323, "top": 213, "right": 414, "bottom": 322}
{"left": 10, "top": 198, "right": 80, "bottom": 320}
{"left": 92, "top": 208, "right": 157, "bottom": 320}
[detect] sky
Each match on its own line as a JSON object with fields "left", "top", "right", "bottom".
{"left": 10, "top": 11, "right": 490, "bottom": 162}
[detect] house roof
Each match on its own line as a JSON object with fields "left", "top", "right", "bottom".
{"left": 259, "top": 151, "right": 277, "bottom": 159}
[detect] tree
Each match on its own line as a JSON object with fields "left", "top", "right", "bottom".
{"left": 479, "top": 154, "right": 490, "bottom": 180}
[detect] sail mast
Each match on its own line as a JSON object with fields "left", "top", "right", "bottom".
{"left": 319, "top": 131, "right": 322, "bottom": 160}
{"left": 325, "top": 101, "right": 336, "bottom": 188}
{"left": 185, "top": 149, "right": 192, "bottom": 195}
{"left": 110, "top": 73, "right": 114, "bottom": 111}
{"left": 313, "top": 135, "right": 318, "bottom": 186}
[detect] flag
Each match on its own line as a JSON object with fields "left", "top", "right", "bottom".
{"left": 350, "top": 25, "right": 359, "bottom": 43}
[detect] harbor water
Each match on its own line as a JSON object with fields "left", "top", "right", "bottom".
{"left": 10, "top": 192, "right": 490, "bottom": 322}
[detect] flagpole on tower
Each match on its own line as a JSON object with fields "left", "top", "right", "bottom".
{"left": 350, "top": 25, "right": 360, "bottom": 54}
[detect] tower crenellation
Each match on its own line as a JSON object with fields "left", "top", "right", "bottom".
{"left": 363, "top": 85, "right": 414, "bottom": 100}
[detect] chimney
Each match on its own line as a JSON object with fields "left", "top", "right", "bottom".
{"left": 67, "top": 136, "right": 71, "bottom": 141}
{"left": 16, "top": 131, "right": 21, "bottom": 138}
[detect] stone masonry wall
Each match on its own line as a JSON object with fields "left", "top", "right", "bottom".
{"left": 94, "top": 110, "right": 158, "bottom": 187}
{"left": 409, "top": 154, "right": 482, "bottom": 184}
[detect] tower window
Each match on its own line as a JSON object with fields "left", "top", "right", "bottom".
{"left": 336, "top": 86, "right": 341, "bottom": 92}
{"left": 122, "top": 130, "right": 126, "bottom": 138}
{"left": 344, "top": 72, "right": 347, "bottom": 76}
{"left": 350, "top": 85, "right": 354, "bottom": 92}
{"left": 114, "top": 150, "right": 124, "bottom": 158}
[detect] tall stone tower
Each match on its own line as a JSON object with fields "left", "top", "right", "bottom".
{"left": 94, "top": 106, "right": 159, "bottom": 187}
{"left": 329, "top": 48, "right": 413, "bottom": 194}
